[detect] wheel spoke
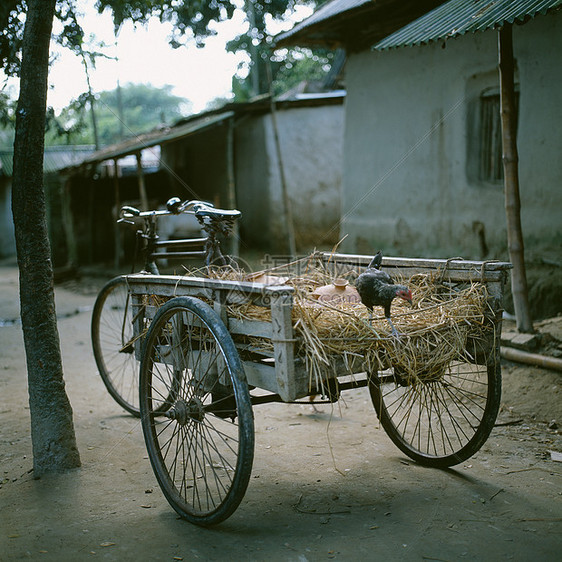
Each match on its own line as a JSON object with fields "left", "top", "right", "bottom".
{"left": 370, "top": 354, "right": 500, "bottom": 467}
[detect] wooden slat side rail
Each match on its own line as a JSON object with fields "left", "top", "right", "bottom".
{"left": 126, "top": 273, "right": 296, "bottom": 399}
{"left": 242, "top": 360, "right": 310, "bottom": 399}
{"left": 125, "top": 273, "right": 295, "bottom": 302}
{"left": 126, "top": 278, "right": 213, "bottom": 301}
{"left": 321, "top": 253, "right": 512, "bottom": 283}
{"left": 322, "top": 252, "right": 512, "bottom": 271}
{"left": 229, "top": 318, "right": 273, "bottom": 339}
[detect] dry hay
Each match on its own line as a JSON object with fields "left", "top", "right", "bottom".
{"left": 149, "top": 255, "right": 496, "bottom": 394}
{"left": 207, "top": 256, "right": 495, "bottom": 392}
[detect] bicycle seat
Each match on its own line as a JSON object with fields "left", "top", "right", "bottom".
{"left": 193, "top": 203, "right": 241, "bottom": 221}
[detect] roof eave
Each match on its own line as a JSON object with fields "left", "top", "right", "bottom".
{"left": 373, "top": 0, "right": 562, "bottom": 51}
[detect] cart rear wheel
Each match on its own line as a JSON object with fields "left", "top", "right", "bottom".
{"left": 140, "top": 296, "right": 254, "bottom": 526}
{"left": 369, "top": 353, "right": 501, "bottom": 468}
{"left": 92, "top": 276, "right": 141, "bottom": 416}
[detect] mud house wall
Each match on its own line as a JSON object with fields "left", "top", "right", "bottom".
{"left": 341, "top": 12, "right": 562, "bottom": 261}
{"left": 514, "top": 12, "right": 562, "bottom": 262}
{"left": 265, "top": 104, "right": 344, "bottom": 251}
{"left": 234, "top": 104, "right": 343, "bottom": 253}
{"left": 233, "top": 115, "right": 272, "bottom": 250}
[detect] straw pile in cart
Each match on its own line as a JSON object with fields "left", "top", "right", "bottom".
{"left": 200, "top": 254, "right": 497, "bottom": 393}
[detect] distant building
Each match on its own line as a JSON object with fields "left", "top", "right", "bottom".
{"left": 0, "top": 145, "right": 95, "bottom": 260}
{"left": 277, "top": 0, "right": 562, "bottom": 263}
{"left": 57, "top": 93, "right": 345, "bottom": 267}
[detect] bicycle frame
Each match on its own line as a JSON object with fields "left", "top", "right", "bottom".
{"left": 120, "top": 198, "right": 240, "bottom": 274}
{"left": 135, "top": 213, "right": 208, "bottom": 274}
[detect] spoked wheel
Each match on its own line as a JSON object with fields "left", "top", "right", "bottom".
{"left": 369, "top": 353, "right": 501, "bottom": 468}
{"left": 92, "top": 276, "right": 142, "bottom": 416}
{"left": 139, "top": 296, "right": 254, "bottom": 526}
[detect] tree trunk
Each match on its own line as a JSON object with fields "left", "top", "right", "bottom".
{"left": 12, "top": 0, "right": 81, "bottom": 475}
{"left": 498, "top": 25, "right": 533, "bottom": 333}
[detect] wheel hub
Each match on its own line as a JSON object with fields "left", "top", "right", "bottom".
{"left": 166, "top": 397, "right": 205, "bottom": 425}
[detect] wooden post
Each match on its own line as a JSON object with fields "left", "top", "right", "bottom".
{"left": 61, "top": 174, "right": 77, "bottom": 267}
{"left": 265, "top": 59, "right": 296, "bottom": 256}
{"left": 270, "top": 290, "right": 296, "bottom": 401}
{"left": 135, "top": 151, "right": 149, "bottom": 210}
{"left": 498, "top": 25, "right": 533, "bottom": 333}
{"left": 268, "top": 95, "right": 297, "bottom": 257}
{"left": 116, "top": 79, "right": 125, "bottom": 140}
{"left": 113, "top": 158, "right": 121, "bottom": 269}
{"left": 226, "top": 119, "right": 240, "bottom": 257}
{"left": 81, "top": 51, "right": 99, "bottom": 151}
{"left": 88, "top": 176, "right": 94, "bottom": 264}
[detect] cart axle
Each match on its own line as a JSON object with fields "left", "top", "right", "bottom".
{"left": 250, "top": 377, "right": 369, "bottom": 406}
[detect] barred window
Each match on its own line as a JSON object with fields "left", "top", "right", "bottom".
{"left": 478, "top": 88, "right": 519, "bottom": 183}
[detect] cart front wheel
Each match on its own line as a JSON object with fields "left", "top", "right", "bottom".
{"left": 140, "top": 296, "right": 254, "bottom": 526}
{"left": 369, "top": 352, "right": 501, "bottom": 468}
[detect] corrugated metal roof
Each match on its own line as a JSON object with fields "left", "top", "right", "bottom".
{"left": 2, "top": 92, "right": 347, "bottom": 177}
{"left": 275, "top": 0, "right": 448, "bottom": 51}
{"left": 77, "top": 111, "right": 235, "bottom": 167}
{"left": 0, "top": 145, "right": 95, "bottom": 177}
{"left": 70, "top": 93, "right": 347, "bottom": 168}
{"left": 374, "top": 0, "right": 562, "bottom": 49}
{"left": 276, "top": 0, "right": 373, "bottom": 43}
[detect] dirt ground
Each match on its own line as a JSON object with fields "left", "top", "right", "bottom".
{"left": 1, "top": 262, "right": 561, "bottom": 562}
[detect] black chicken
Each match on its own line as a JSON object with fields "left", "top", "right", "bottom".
{"left": 355, "top": 251, "right": 413, "bottom": 336}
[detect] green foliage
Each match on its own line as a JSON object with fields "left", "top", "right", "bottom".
{"left": 225, "top": 1, "right": 334, "bottom": 98}
{"left": 0, "top": 88, "right": 15, "bottom": 125}
{"left": 96, "top": 1, "right": 296, "bottom": 46}
{"left": 1, "top": 0, "right": 335, "bottom": 145}
{"left": 272, "top": 49, "right": 333, "bottom": 91}
{"left": 0, "top": 0, "right": 23, "bottom": 76}
{"left": 0, "top": 0, "right": 88, "bottom": 76}
{"left": 232, "top": 45, "right": 335, "bottom": 101}
{"left": 45, "top": 82, "right": 191, "bottom": 146}
{"left": 98, "top": 0, "right": 331, "bottom": 99}
{"left": 0, "top": 87, "right": 16, "bottom": 147}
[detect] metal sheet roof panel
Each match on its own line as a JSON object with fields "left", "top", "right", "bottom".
{"left": 275, "top": 0, "right": 450, "bottom": 51}
{"left": 78, "top": 111, "right": 235, "bottom": 166}
{"left": 0, "top": 145, "right": 95, "bottom": 177}
{"left": 374, "top": 0, "right": 562, "bottom": 49}
{"left": 275, "top": 0, "right": 373, "bottom": 44}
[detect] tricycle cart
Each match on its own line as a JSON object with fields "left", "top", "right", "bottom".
{"left": 124, "top": 252, "right": 511, "bottom": 526}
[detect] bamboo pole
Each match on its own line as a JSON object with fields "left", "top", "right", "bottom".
{"left": 498, "top": 24, "right": 533, "bottom": 333}
{"left": 501, "top": 346, "right": 562, "bottom": 372}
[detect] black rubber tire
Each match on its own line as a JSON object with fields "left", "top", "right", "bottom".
{"left": 139, "top": 296, "right": 254, "bottom": 526}
{"left": 369, "top": 351, "right": 501, "bottom": 468}
{"left": 91, "top": 276, "right": 141, "bottom": 416}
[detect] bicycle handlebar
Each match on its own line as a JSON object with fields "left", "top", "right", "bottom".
{"left": 120, "top": 205, "right": 141, "bottom": 217}
{"left": 118, "top": 197, "right": 241, "bottom": 223}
